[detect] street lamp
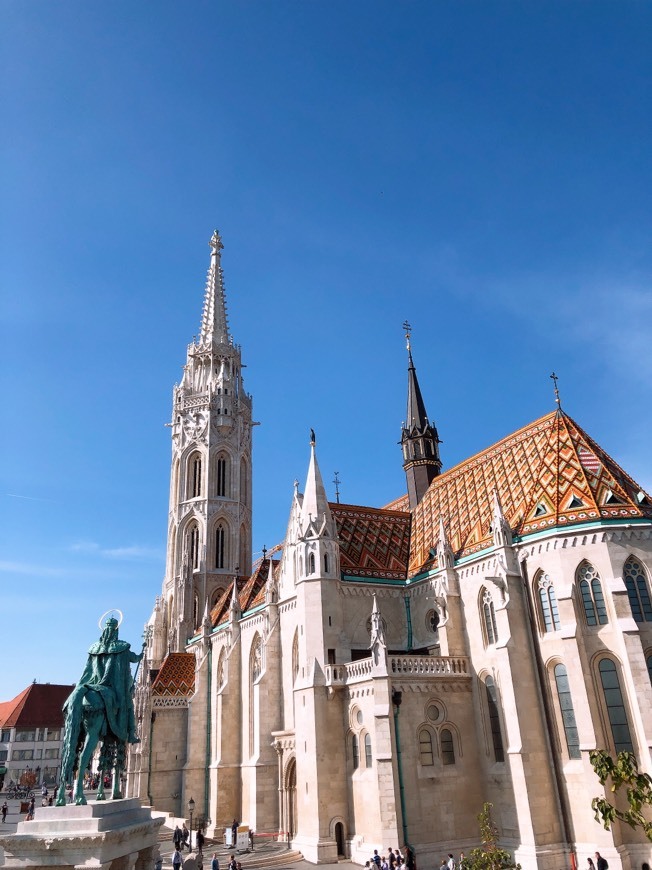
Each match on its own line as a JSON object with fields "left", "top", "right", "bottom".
{"left": 188, "top": 797, "right": 195, "bottom": 851}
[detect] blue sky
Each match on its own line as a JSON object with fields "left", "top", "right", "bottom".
{"left": 1, "top": 1, "right": 650, "bottom": 699}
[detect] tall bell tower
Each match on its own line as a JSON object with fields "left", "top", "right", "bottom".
{"left": 157, "top": 231, "right": 254, "bottom": 661}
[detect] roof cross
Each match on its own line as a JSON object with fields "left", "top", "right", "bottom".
{"left": 402, "top": 320, "right": 412, "bottom": 352}
{"left": 550, "top": 371, "right": 562, "bottom": 408}
{"left": 333, "top": 471, "right": 341, "bottom": 504}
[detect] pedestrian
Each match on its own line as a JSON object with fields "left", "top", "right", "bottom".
{"left": 440, "top": 858, "right": 448, "bottom": 870}
{"left": 172, "top": 847, "right": 183, "bottom": 870}
{"left": 249, "top": 829, "right": 255, "bottom": 851}
{"left": 211, "top": 853, "right": 220, "bottom": 870}
{"left": 447, "top": 853, "right": 456, "bottom": 870}
{"left": 231, "top": 818, "right": 239, "bottom": 845}
{"left": 173, "top": 825, "right": 182, "bottom": 849}
{"left": 228, "top": 854, "right": 238, "bottom": 870}
{"left": 595, "top": 854, "right": 608, "bottom": 870}
{"left": 196, "top": 828, "right": 205, "bottom": 857}
{"left": 182, "top": 823, "right": 190, "bottom": 851}
{"left": 2, "top": 801, "right": 8, "bottom": 823}
{"left": 405, "top": 846, "right": 415, "bottom": 870}
{"left": 587, "top": 859, "right": 595, "bottom": 870}
{"left": 459, "top": 853, "right": 465, "bottom": 870}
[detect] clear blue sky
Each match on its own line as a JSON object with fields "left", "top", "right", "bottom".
{"left": 1, "top": 1, "right": 650, "bottom": 699}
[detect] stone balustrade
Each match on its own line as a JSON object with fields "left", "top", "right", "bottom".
{"left": 324, "top": 654, "right": 470, "bottom": 687}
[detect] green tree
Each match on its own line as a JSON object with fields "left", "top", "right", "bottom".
{"left": 464, "top": 802, "right": 521, "bottom": 870}
{"left": 590, "top": 749, "right": 652, "bottom": 841}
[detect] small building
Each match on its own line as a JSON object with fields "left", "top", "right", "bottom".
{"left": 0, "top": 682, "right": 73, "bottom": 789}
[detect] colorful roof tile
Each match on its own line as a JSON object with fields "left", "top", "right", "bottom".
{"left": 151, "top": 653, "right": 196, "bottom": 697}
{"left": 0, "top": 683, "right": 73, "bottom": 728}
{"left": 210, "top": 558, "right": 278, "bottom": 627}
{"left": 331, "top": 502, "right": 412, "bottom": 580}
{"left": 409, "top": 410, "right": 652, "bottom": 574}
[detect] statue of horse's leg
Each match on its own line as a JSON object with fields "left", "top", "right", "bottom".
{"left": 56, "top": 712, "right": 78, "bottom": 807}
{"left": 74, "top": 713, "right": 102, "bottom": 805}
{"left": 112, "top": 743, "right": 126, "bottom": 799}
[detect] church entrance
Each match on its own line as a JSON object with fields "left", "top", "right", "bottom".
{"left": 285, "top": 757, "right": 297, "bottom": 840}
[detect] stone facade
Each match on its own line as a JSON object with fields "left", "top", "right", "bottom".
{"left": 128, "top": 235, "right": 652, "bottom": 869}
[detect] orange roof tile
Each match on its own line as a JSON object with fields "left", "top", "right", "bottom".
{"left": 409, "top": 410, "right": 652, "bottom": 574}
{"left": 210, "top": 558, "right": 276, "bottom": 628}
{"left": 331, "top": 502, "right": 412, "bottom": 580}
{"left": 151, "top": 653, "right": 195, "bottom": 697}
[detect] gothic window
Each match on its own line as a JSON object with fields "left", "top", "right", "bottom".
{"left": 352, "top": 734, "right": 359, "bottom": 770}
{"left": 485, "top": 676, "right": 505, "bottom": 762}
{"left": 553, "top": 664, "right": 581, "bottom": 759}
{"left": 427, "top": 609, "right": 440, "bottom": 633}
{"left": 598, "top": 658, "right": 633, "bottom": 754}
{"left": 188, "top": 523, "right": 200, "bottom": 570}
{"left": 418, "top": 729, "right": 434, "bottom": 766}
{"left": 188, "top": 453, "right": 202, "bottom": 499}
{"left": 215, "top": 524, "right": 226, "bottom": 569}
{"left": 482, "top": 588, "right": 498, "bottom": 646}
{"left": 440, "top": 728, "right": 455, "bottom": 765}
{"left": 240, "top": 458, "right": 247, "bottom": 504}
{"left": 193, "top": 594, "right": 199, "bottom": 628}
{"left": 308, "top": 553, "right": 316, "bottom": 575}
{"left": 537, "top": 573, "right": 561, "bottom": 632}
{"left": 623, "top": 557, "right": 652, "bottom": 622}
{"left": 324, "top": 553, "right": 329, "bottom": 574}
{"left": 217, "top": 649, "right": 226, "bottom": 690}
{"left": 217, "top": 455, "right": 227, "bottom": 497}
{"left": 250, "top": 635, "right": 263, "bottom": 683}
{"left": 364, "top": 733, "right": 372, "bottom": 767}
{"left": 578, "top": 562, "right": 608, "bottom": 626}
{"left": 292, "top": 631, "right": 299, "bottom": 683}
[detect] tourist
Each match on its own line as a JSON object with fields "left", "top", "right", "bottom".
{"left": 595, "top": 853, "right": 608, "bottom": 870}
{"left": 2, "top": 801, "right": 8, "bottom": 823}
{"left": 172, "top": 847, "right": 183, "bottom": 870}
{"left": 211, "top": 853, "right": 219, "bottom": 870}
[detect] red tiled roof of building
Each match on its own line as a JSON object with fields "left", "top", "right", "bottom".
{"left": 409, "top": 410, "right": 652, "bottom": 574}
{"left": 210, "top": 558, "right": 277, "bottom": 628}
{"left": 0, "top": 683, "right": 74, "bottom": 729}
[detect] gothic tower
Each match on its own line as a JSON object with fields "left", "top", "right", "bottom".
{"left": 400, "top": 328, "right": 441, "bottom": 509}
{"left": 160, "top": 231, "right": 253, "bottom": 661}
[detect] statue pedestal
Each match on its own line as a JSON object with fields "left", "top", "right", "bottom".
{"left": 0, "top": 798, "right": 164, "bottom": 870}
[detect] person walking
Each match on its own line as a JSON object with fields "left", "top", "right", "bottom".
{"left": 173, "top": 825, "right": 182, "bottom": 850}
{"left": 196, "top": 828, "right": 205, "bottom": 858}
{"left": 172, "top": 847, "right": 184, "bottom": 870}
{"left": 2, "top": 801, "right": 8, "bottom": 823}
{"left": 587, "top": 858, "right": 595, "bottom": 870}
{"left": 595, "top": 853, "right": 608, "bottom": 870}
{"left": 211, "top": 853, "right": 219, "bottom": 870}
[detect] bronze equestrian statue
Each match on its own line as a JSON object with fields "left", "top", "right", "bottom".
{"left": 56, "top": 616, "right": 144, "bottom": 806}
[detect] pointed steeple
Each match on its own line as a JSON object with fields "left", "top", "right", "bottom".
{"left": 491, "top": 489, "right": 512, "bottom": 547}
{"left": 400, "top": 324, "right": 442, "bottom": 509}
{"left": 301, "top": 429, "right": 333, "bottom": 531}
{"left": 199, "top": 230, "right": 230, "bottom": 348}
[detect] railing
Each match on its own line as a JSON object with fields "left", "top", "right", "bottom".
{"left": 324, "top": 654, "right": 470, "bottom": 687}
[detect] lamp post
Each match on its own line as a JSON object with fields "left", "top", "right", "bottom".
{"left": 188, "top": 797, "right": 195, "bottom": 851}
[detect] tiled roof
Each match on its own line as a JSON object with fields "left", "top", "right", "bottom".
{"left": 409, "top": 410, "right": 652, "bottom": 574}
{"left": 331, "top": 502, "right": 412, "bottom": 580}
{"left": 0, "top": 683, "right": 74, "bottom": 728}
{"left": 210, "top": 558, "right": 277, "bottom": 628}
{"left": 151, "top": 653, "right": 196, "bottom": 697}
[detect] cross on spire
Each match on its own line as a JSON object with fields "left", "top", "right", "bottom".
{"left": 333, "top": 471, "right": 341, "bottom": 504}
{"left": 550, "top": 371, "right": 562, "bottom": 409}
{"left": 402, "top": 320, "right": 412, "bottom": 352}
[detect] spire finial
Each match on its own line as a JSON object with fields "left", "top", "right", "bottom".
{"left": 550, "top": 371, "right": 562, "bottom": 409}
{"left": 402, "top": 320, "right": 412, "bottom": 353}
{"left": 262, "top": 544, "right": 267, "bottom": 560}
{"left": 310, "top": 428, "right": 316, "bottom": 446}
{"left": 333, "top": 471, "right": 341, "bottom": 504}
{"left": 209, "top": 230, "right": 224, "bottom": 255}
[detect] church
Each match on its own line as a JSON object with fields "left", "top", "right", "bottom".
{"left": 128, "top": 232, "right": 652, "bottom": 870}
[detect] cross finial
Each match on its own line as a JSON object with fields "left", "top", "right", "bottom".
{"left": 402, "top": 320, "right": 412, "bottom": 352}
{"left": 310, "top": 428, "right": 316, "bottom": 446}
{"left": 333, "top": 471, "right": 341, "bottom": 504}
{"left": 209, "top": 230, "right": 224, "bottom": 255}
{"left": 550, "top": 372, "right": 561, "bottom": 408}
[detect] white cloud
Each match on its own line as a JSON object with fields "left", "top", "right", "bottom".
{"left": 68, "top": 541, "right": 163, "bottom": 561}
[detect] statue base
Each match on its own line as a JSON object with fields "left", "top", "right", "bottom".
{"left": 0, "top": 798, "right": 164, "bottom": 870}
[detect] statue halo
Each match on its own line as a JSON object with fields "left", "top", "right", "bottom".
{"left": 98, "top": 608, "right": 124, "bottom": 629}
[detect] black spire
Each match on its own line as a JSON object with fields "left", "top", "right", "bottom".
{"left": 400, "top": 323, "right": 441, "bottom": 509}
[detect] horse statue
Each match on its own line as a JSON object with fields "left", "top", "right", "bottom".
{"left": 56, "top": 615, "right": 145, "bottom": 806}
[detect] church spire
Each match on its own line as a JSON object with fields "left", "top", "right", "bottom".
{"left": 199, "top": 230, "right": 230, "bottom": 348}
{"left": 301, "top": 429, "right": 333, "bottom": 530}
{"left": 400, "top": 323, "right": 442, "bottom": 509}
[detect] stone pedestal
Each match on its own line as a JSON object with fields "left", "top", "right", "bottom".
{"left": 0, "top": 798, "right": 164, "bottom": 870}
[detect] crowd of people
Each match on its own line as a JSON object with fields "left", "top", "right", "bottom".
{"left": 365, "top": 846, "right": 416, "bottom": 870}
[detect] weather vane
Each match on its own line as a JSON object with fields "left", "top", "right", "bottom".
{"left": 402, "top": 320, "right": 412, "bottom": 352}
{"left": 333, "top": 471, "right": 341, "bottom": 504}
{"left": 550, "top": 372, "right": 562, "bottom": 408}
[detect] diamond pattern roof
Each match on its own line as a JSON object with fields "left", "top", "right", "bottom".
{"left": 151, "top": 653, "right": 196, "bottom": 697}
{"left": 210, "top": 558, "right": 277, "bottom": 628}
{"left": 331, "top": 502, "right": 411, "bottom": 580}
{"left": 409, "top": 410, "right": 652, "bottom": 575}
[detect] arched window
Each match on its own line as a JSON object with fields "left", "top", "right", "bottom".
{"left": 598, "top": 658, "right": 633, "bottom": 754}
{"left": 364, "top": 733, "right": 372, "bottom": 767}
{"left": 240, "top": 457, "right": 247, "bottom": 504}
{"left": 440, "top": 728, "right": 455, "bottom": 765}
{"left": 308, "top": 553, "right": 316, "bottom": 575}
{"left": 352, "top": 734, "right": 359, "bottom": 770}
{"left": 292, "top": 631, "right": 299, "bottom": 683}
{"left": 193, "top": 594, "right": 199, "bottom": 628}
{"left": 578, "top": 562, "right": 608, "bottom": 626}
{"left": 250, "top": 635, "right": 263, "bottom": 683}
{"left": 553, "top": 664, "right": 581, "bottom": 759}
{"left": 216, "top": 455, "right": 227, "bottom": 497}
{"left": 215, "top": 524, "right": 226, "bottom": 569}
{"left": 324, "top": 553, "right": 329, "bottom": 574}
{"left": 485, "top": 676, "right": 505, "bottom": 762}
{"left": 623, "top": 557, "right": 652, "bottom": 622}
{"left": 538, "top": 573, "right": 561, "bottom": 632}
{"left": 188, "top": 453, "right": 202, "bottom": 499}
{"left": 188, "top": 523, "right": 200, "bottom": 570}
{"left": 217, "top": 649, "right": 226, "bottom": 690}
{"left": 418, "top": 729, "right": 434, "bottom": 766}
{"left": 482, "top": 588, "right": 498, "bottom": 645}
